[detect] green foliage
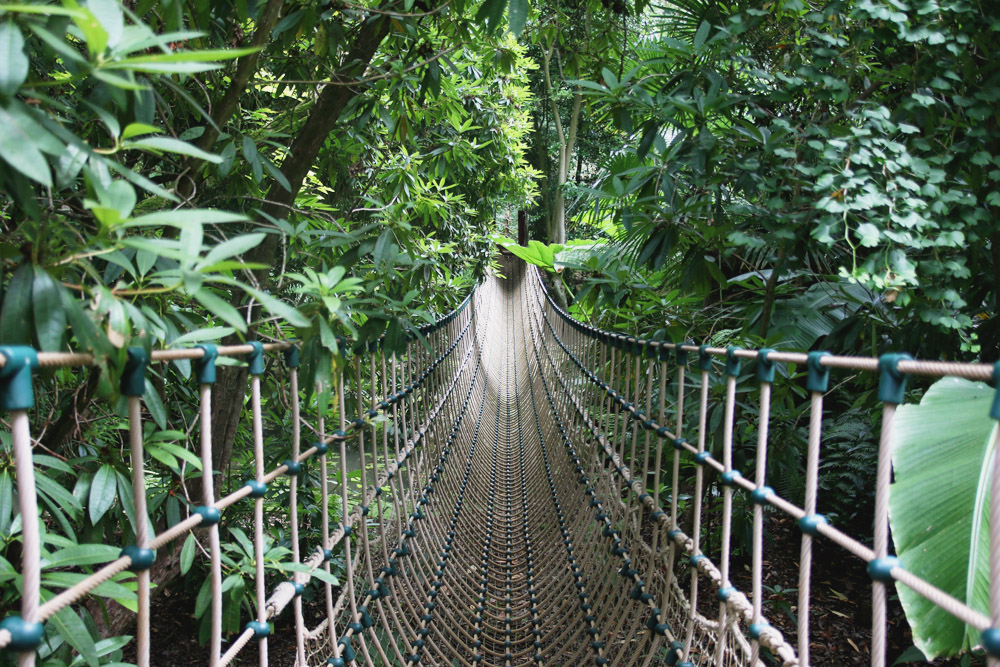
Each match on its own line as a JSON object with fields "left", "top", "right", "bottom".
{"left": 889, "top": 378, "right": 997, "bottom": 659}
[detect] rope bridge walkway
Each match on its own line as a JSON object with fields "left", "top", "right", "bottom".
{"left": 2, "top": 254, "right": 1000, "bottom": 666}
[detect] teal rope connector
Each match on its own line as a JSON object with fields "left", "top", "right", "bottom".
{"left": 748, "top": 620, "right": 769, "bottom": 640}
{"left": 283, "top": 459, "right": 302, "bottom": 476}
{"left": 757, "top": 348, "right": 776, "bottom": 384}
{"left": 657, "top": 342, "right": 671, "bottom": 362}
{"left": 717, "top": 586, "right": 735, "bottom": 602}
{"left": 193, "top": 505, "right": 221, "bottom": 525}
{"left": 981, "top": 628, "right": 1000, "bottom": 657}
{"left": 291, "top": 582, "right": 305, "bottom": 596}
{"left": 121, "top": 347, "right": 149, "bottom": 397}
{"left": 867, "top": 555, "right": 900, "bottom": 583}
{"left": 121, "top": 545, "right": 155, "bottom": 572}
{"left": 694, "top": 451, "right": 711, "bottom": 465}
{"left": 673, "top": 437, "right": 687, "bottom": 451}
{"left": 327, "top": 657, "right": 345, "bottom": 666}
{"left": 676, "top": 342, "right": 691, "bottom": 366}
{"left": 244, "top": 480, "right": 267, "bottom": 498}
{"left": 339, "top": 635, "right": 357, "bottom": 662}
{"left": 359, "top": 606, "right": 374, "bottom": 629}
{"left": 751, "top": 486, "right": 773, "bottom": 505}
{"left": 797, "top": 513, "right": 827, "bottom": 536}
{"left": 878, "top": 353, "right": 913, "bottom": 405}
{"left": 0, "top": 346, "right": 38, "bottom": 411}
{"left": 697, "top": 345, "right": 713, "bottom": 371}
{"left": 992, "top": 362, "right": 1000, "bottom": 420}
{"left": 806, "top": 351, "right": 831, "bottom": 393}
{"left": 313, "top": 441, "right": 329, "bottom": 456}
{"left": 195, "top": 344, "right": 218, "bottom": 384}
{"left": 245, "top": 620, "right": 270, "bottom": 638}
{"left": 725, "top": 347, "right": 743, "bottom": 377}
{"left": 666, "top": 640, "right": 685, "bottom": 666}
{"left": 0, "top": 615, "right": 44, "bottom": 651}
{"left": 246, "top": 341, "right": 264, "bottom": 375}
{"left": 645, "top": 341, "right": 657, "bottom": 359}
{"left": 283, "top": 345, "right": 300, "bottom": 368}
{"left": 720, "top": 470, "right": 742, "bottom": 487}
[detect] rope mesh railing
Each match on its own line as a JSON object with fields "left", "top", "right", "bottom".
{"left": 2, "top": 253, "right": 1000, "bottom": 666}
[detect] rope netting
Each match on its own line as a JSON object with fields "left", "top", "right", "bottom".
{"left": 2, "top": 253, "right": 1000, "bottom": 667}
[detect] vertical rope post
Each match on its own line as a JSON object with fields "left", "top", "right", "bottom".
{"left": 285, "top": 346, "right": 307, "bottom": 667}
{"left": 122, "top": 348, "right": 152, "bottom": 667}
{"left": 796, "top": 351, "right": 830, "bottom": 666}
{"left": 871, "top": 354, "right": 911, "bottom": 667}
{"left": 247, "top": 342, "right": 269, "bottom": 667}
{"left": 195, "top": 345, "right": 223, "bottom": 667}
{"left": 987, "top": 362, "right": 1000, "bottom": 667}
{"left": 750, "top": 349, "right": 775, "bottom": 665}
{"left": 0, "top": 346, "right": 42, "bottom": 667}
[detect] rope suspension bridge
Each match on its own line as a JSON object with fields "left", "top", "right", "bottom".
{"left": 2, "top": 254, "right": 1000, "bottom": 666}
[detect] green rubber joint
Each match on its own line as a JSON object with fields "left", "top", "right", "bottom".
{"left": 339, "top": 635, "right": 356, "bottom": 662}
{"left": 0, "top": 615, "right": 44, "bottom": 651}
{"left": 717, "top": 585, "right": 735, "bottom": 602}
{"left": 981, "top": 627, "right": 1000, "bottom": 657}
{"left": 697, "top": 345, "right": 713, "bottom": 371}
{"left": 313, "top": 441, "right": 329, "bottom": 456}
{"left": 121, "top": 545, "right": 155, "bottom": 572}
{"left": 748, "top": 621, "right": 769, "bottom": 640}
{"left": 720, "top": 470, "right": 742, "bottom": 487}
{"left": 283, "top": 459, "right": 302, "bottom": 476}
{"left": 327, "top": 658, "right": 346, "bottom": 667}
{"left": 878, "top": 353, "right": 913, "bottom": 405}
{"left": 291, "top": 582, "right": 305, "bottom": 596}
{"left": 797, "top": 513, "right": 827, "bottom": 536}
{"left": 867, "top": 555, "right": 900, "bottom": 583}
{"left": 244, "top": 480, "right": 267, "bottom": 498}
{"left": 657, "top": 342, "right": 671, "bottom": 362}
{"left": 195, "top": 344, "right": 218, "bottom": 384}
{"left": 645, "top": 341, "right": 658, "bottom": 359}
{"left": 673, "top": 437, "right": 688, "bottom": 451}
{"left": 678, "top": 662, "right": 695, "bottom": 667}
{"left": 359, "top": 606, "right": 374, "bottom": 629}
{"left": 121, "top": 347, "right": 149, "bottom": 397}
{"left": 0, "top": 346, "right": 38, "bottom": 411}
{"left": 757, "top": 348, "right": 776, "bottom": 384}
{"left": 283, "top": 345, "right": 300, "bottom": 368}
{"left": 666, "top": 640, "right": 685, "bottom": 666}
{"left": 676, "top": 342, "right": 691, "bottom": 366}
{"left": 992, "top": 363, "right": 1000, "bottom": 420}
{"left": 246, "top": 341, "right": 264, "bottom": 375}
{"left": 725, "top": 347, "right": 743, "bottom": 377}
{"left": 806, "top": 351, "right": 831, "bottom": 393}
{"left": 193, "top": 505, "right": 221, "bottom": 525}
{"left": 751, "top": 486, "right": 773, "bottom": 505}
{"left": 323, "top": 549, "right": 334, "bottom": 562}
{"left": 245, "top": 620, "right": 270, "bottom": 637}
{"left": 689, "top": 554, "right": 704, "bottom": 567}
{"left": 694, "top": 451, "right": 711, "bottom": 465}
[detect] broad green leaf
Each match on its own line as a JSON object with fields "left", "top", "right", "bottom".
{"left": 0, "top": 262, "right": 34, "bottom": 345}
{"left": 180, "top": 533, "right": 196, "bottom": 574}
{"left": 0, "top": 105, "right": 51, "bottom": 186}
{"left": 199, "top": 232, "right": 265, "bottom": 268}
{"left": 123, "top": 137, "right": 222, "bottom": 163}
{"left": 889, "top": 378, "right": 997, "bottom": 658}
{"left": 476, "top": 0, "right": 507, "bottom": 32}
{"left": 113, "top": 46, "right": 259, "bottom": 63}
{"left": 48, "top": 605, "right": 98, "bottom": 667}
{"left": 89, "top": 464, "right": 117, "bottom": 523}
{"left": 241, "top": 136, "right": 262, "bottom": 183}
{"left": 32, "top": 267, "right": 66, "bottom": 351}
{"left": 0, "top": 21, "right": 28, "bottom": 97}
{"left": 508, "top": 0, "right": 527, "bottom": 36}
{"left": 143, "top": 378, "right": 167, "bottom": 429}
{"left": 44, "top": 544, "right": 121, "bottom": 569}
{"left": 86, "top": 0, "right": 123, "bottom": 49}
{"left": 169, "top": 327, "right": 235, "bottom": 347}
{"left": 193, "top": 288, "right": 248, "bottom": 332}
{"left": 150, "top": 442, "right": 201, "bottom": 470}
{"left": 121, "top": 122, "right": 161, "bottom": 140}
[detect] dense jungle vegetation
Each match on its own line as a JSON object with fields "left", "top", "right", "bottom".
{"left": 1, "top": 0, "right": 998, "bottom": 663}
